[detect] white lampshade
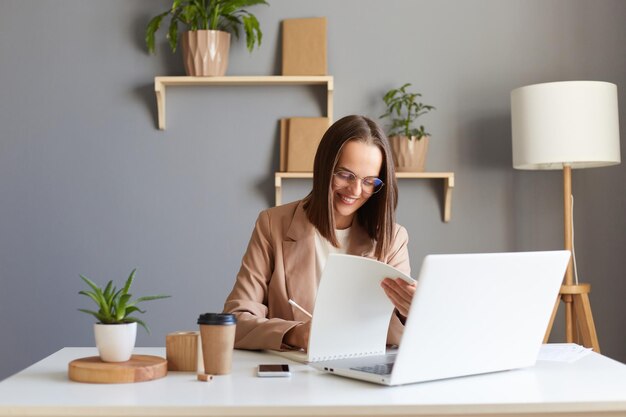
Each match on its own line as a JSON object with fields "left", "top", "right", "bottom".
{"left": 511, "top": 81, "right": 621, "bottom": 170}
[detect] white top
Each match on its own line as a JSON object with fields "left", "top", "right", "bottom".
{"left": 0, "top": 347, "right": 625, "bottom": 417}
{"left": 314, "top": 227, "right": 350, "bottom": 283}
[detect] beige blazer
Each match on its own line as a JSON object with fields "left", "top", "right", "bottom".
{"left": 223, "top": 200, "right": 411, "bottom": 351}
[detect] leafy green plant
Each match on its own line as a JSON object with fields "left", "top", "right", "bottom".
{"left": 78, "top": 269, "right": 170, "bottom": 333}
{"left": 380, "top": 83, "right": 436, "bottom": 139}
{"left": 145, "top": 0, "right": 269, "bottom": 54}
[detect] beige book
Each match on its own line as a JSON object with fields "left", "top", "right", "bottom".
{"left": 282, "top": 17, "right": 328, "bottom": 75}
{"left": 279, "top": 119, "right": 289, "bottom": 171}
{"left": 281, "top": 117, "right": 330, "bottom": 172}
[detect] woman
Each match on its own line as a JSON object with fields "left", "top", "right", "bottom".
{"left": 223, "top": 115, "right": 415, "bottom": 351}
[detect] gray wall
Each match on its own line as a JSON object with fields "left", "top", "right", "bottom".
{"left": 1, "top": 0, "right": 625, "bottom": 380}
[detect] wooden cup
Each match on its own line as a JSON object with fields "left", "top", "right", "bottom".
{"left": 165, "top": 331, "right": 199, "bottom": 372}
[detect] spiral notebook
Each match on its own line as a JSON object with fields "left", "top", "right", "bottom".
{"left": 271, "top": 254, "right": 414, "bottom": 363}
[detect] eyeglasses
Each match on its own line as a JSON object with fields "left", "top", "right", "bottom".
{"left": 333, "top": 170, "right": 385, "bottom": 195}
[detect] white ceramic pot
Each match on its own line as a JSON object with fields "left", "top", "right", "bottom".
{"left": 94, "top": 322, "right": 137, "bottom": 362}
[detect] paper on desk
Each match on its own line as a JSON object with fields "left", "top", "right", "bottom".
{"left": 267, "top": 349, "right": 309, "bottom": 364}
{"left": 538, "top": 343, "right": 592, "bottom": 363}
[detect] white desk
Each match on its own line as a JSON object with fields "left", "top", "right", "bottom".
{"left": 1, "top": 347, "right": 626, "bottom": 416}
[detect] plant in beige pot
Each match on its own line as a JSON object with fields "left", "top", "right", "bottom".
{"left": 78, "top": 269, "right": 170, "bottom": 362}
{"left": 145, "top": 0, "right": 269, "bottom": 76}
{"left": 380, "top": 83, "right": 436, "bottom": 172}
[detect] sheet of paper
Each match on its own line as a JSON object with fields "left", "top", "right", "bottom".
{"left": 537, "top": 343, "right": 592, "bottom": 363}
{"left": 266, "top": 349, "right": 308, "bottom": 364}
{"left": 307, "top": 254, "right": 414, "bottom": 362}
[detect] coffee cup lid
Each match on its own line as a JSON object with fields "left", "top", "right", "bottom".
{"left": 197, "top": 313, "right": 236, "bottom": 325}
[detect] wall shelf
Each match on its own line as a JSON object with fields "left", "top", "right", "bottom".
{"left": 275, "top": 171, "right": 455, "bottom": 222}
{"left": 154, "top": 75, "right": 334, "bottom": 130}
{"left": 153, "top": 75, "right": 452, "bottom": 223}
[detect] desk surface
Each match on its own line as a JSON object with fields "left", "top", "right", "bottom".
{"left": 1, "top": 347, "right": 626, "bottom": 417}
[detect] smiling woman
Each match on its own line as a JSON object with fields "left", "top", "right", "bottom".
{"left": 222, "top": 115, "right": 416, "bottom": 353}
{"left": 329, "top": 141, "right": 384, "bottom": 229}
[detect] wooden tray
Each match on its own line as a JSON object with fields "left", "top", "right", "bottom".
{"left": 68, "top": 355, "right": 167, "bottom": 383}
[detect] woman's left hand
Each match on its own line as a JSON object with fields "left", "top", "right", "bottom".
{"left": 381, "top": 277, "right": 417, "bottom": 319}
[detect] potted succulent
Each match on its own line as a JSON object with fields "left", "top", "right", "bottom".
{"left": 380, "top": 83, "right": 436, "bottom": 172}
{"left": 145, "top": 0, "right": 269, "bottom": 76}
{"left": 78, "top": 269, "right": 170, "bottom": 362}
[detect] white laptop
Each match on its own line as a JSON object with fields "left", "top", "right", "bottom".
{"left": 311, "top": 250, "right": 570, "bottom": 386}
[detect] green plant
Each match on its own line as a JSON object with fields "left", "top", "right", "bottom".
{"left": 78, "top": 269, "right": 170, "bottom": 333}
{"left": 145, "top": 0, "right": 269, "bottom": 54}
{"left": 380, "top": 83, "right": 436, "bottom": 139}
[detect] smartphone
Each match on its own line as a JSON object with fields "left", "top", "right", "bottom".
{"left": 257, "top": 364, "right": 291, "bottom": 377}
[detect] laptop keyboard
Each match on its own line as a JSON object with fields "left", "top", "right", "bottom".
{"left": 350, "top": 362, "right": 394, "bottom": 375}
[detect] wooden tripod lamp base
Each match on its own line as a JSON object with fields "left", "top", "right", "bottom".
{"left": 544, "top": 283, "right": 601, "bottom": 352}
{"left": 543, "top": 166, "right": 601, "bottom": 353}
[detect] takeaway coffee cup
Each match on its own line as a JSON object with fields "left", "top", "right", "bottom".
{"left": 197, "top": 313, "right": 237, "bottom": 375}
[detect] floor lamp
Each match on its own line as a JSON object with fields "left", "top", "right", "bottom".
{"left": 511, "top": 81, "right": 621, "bottom": 352}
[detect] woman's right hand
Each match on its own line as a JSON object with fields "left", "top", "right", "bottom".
{"left": 381, "top": 277, "right": 417, "bottom": 319}
{"left": 284, "top": 321, "right": 311, "bottom": 351}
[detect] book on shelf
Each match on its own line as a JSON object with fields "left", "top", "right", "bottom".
{"left": 282, "top": 17, "right": 328, "bottom": 76}
{"left": 279, "top": 117, "right": 329, "bottom": 172}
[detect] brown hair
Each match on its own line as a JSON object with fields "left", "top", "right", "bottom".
{"left": 303, "top": 115, "right": 398, "bottom": 260}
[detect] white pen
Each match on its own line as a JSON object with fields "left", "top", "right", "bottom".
{"left": 288, "top": 299, "right": 313, "bottom": 318}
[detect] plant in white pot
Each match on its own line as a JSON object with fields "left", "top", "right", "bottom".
{"left": 78, "top": 269, "right": 170, "bottom": 362}
{"left": 380, "top": 83, "right": 436, "bottom": 172}
{"left": 145, "top": 0, "right": 269, "bottom": 76}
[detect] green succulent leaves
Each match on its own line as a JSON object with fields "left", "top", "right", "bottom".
{"left": 380, "top": 83, "right": 436, "bottom": 139}
{"left": 78, "top": 269, "right": 170, "bottom": 333}
{"left": 145, "top": 0, "right": 269, "bottom": 54}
